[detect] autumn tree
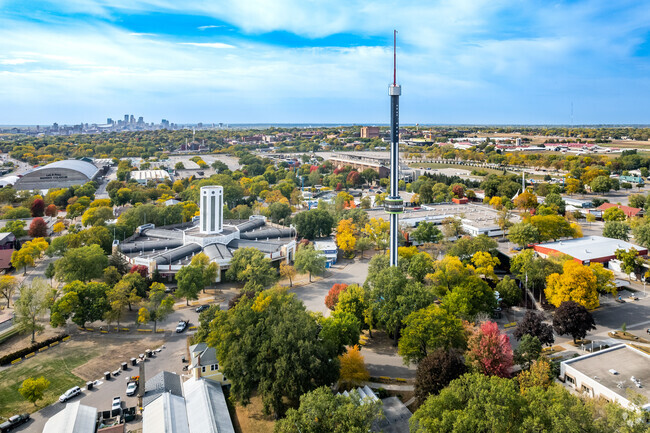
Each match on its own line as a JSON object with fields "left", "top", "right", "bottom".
{"left": 279, "top": 262, "right": 296, "bottom": 287}
{"left": 0, "top": 275, "right": 18, "bottom": 307}
{"left": 398, "top": 305, "right": 466, "bottom": 364}
{"left": 513, "top": 311, "right": 555, "bottom": 346}
{"left": 30, "top": 198, "right": 45, "bottom": 217}
{"left": 415, "top": 348, "right": 466, "bottom": 406}
{"left": 362, "top": 217, "right": 390, "bottom": 251}
{"left": 28, "top": 217, "right": 48, "bottom": 237}
{"left": 465, "top": 321, "right": 513, "bottom": 378}
{"left": 545, "top": 260, "right": 600, "bottom": 309}
{"left": 603, "top": 206, "right": 626, "bottom": 222}
{"left": 325, "top": 283, "right": 348, "bottom": 310}
{"left": 11, "top": 237, "right": 48, "bottom": 274}
{"left": 45, "top": 204, "right": 58, "bottom": 217}
{"left": 468, "top": 251, "right": 500, "bottom": 282}
{"left": 513, "top": 190, "right": 537, "bottom": 211}
{"left": 19, "top": 376, "right": 50, "bottom": 406}
{"left": 553, "top": 301, "right": 596, "bottom": 344}
{"left": 338, "top": 345, "right": 370, "bottom": 389}
{"left": 336, "top": 218, "right": 357, "bottom": 257}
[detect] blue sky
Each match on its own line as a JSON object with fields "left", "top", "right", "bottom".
{"left": 1, "top": 0, "right": 649, "bottom": 125}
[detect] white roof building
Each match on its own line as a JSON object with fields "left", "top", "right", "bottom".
{"left": 143, "top": 392, "right": 189, "bottom": 433}
{"left": 131, "top": 170, "right": 172, "bottom": 184}
{"left": 43, "top": 401, "right": 97, "bottom": 433}
{"left": 533, "top": 236, "right": 648, "bottom": 265}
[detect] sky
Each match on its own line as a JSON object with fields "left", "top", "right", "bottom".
{"left": 1, "top": 0, "right": 650, "bottom": 125}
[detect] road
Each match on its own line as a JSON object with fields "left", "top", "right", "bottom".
{"left": 12, "top": 300, "right": 222, "bottom": 433}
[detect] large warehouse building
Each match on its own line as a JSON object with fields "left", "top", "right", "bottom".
{"left": 533, "top": 236, "right": 647, "bottom": 265}
{"left": 14, "top": 159, "right": 100, "bottom": 190}
{"left": 116, "top": 186, "right": 297, "bottom": 282}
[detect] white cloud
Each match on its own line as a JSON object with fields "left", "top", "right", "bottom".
{"left": 0, "top": 58, "right": 37, "bottom": 65}
{"left": 179, "top": 42, "right": 235, "bottom": 49}
{"left": 197, "top": 25, "right": 223, "bottom": 31}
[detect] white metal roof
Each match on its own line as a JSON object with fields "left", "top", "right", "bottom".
{"left": 143, "top": 392, "right": 189, "bottom": 433}
{"left": 131, "top": 170, "right": 171, "bottom": 181}
{"left": 536, "top": 236, "right": 646, "bottom": 262}
{"left": 42, "top": 401, "right": 97, "bottom": 433}
{"left": 183, "top": 378, "right": 235, "bottom": 433}
{"left": 28, "top": 159, "right": 99, "bottom": 180}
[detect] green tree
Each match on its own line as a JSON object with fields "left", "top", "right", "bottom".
{"left": 507, "top": 222, "right": 540, "bottom": 247}
{"left": 274, "top": 386, "right": 382, "bottom": 433}
{"left": 590, "top": 175, "right": 614, "bottom": 193}
{"left": 50, "top": 281, "right": 110, "bottom": 328}
{"left": 54, "top": 244, "right": 108, "bottom": 282}
{"left": 137, "top": 282, "right": 174, "bottom": 332}
{"left": 355, "top": 236, "right": 373, "bottom": 259}
{"left": 1, "top": 219, "right": 26, "bottom": 238}
{"left": 190, "top": 252, "right": 219, "bottom": 293}
{"left": 318, "top": 311, "right": 361, "bottom": 356}
{"left": 603, "top": 220, "right": 631, "bottom": 241}
{"left": 226, "top": 247, "right": 277, "bottom": 288}
{"left": 407, "top": 252, "right": 434, "bottom": 283}
{"left": 19, "top": 376, "right": 50, "bottom": 406}
{"left": 615, "top": 247, "right": 644, "bottom": 282}
{"left": 398, "top": 304, "right": 466, "bottom": 364}
{"left": 442, "top": 276, "right": 497, "bottom": 320}
{"left": 105, "top": 279, "right": 141, "bottom": 328}
{"left": 81, "top": 206, "right": 114, "bottom": 227}
{"left": 603, "top": 206, "right": 626, "bottom": 222}
{"left": 411, "top": 222, "right": 443, "bottom": 244}
{"left": 176, "top": 264, "right": 203, "bottom": 305}
{"left": 267, "top": 202, "right": 292, "bottom": 223}
{"left": 495, "top": 275, "right": 521, "bottom": 308}
{"left": 513, "top": 334, "right": 542, "bottom": 370}
{"left": 293, "top": 208, "right": 334, "bottom": 239}
{"left": 208, "top": 288, "right": 339, "bottom": 417}
{"left": 294, "top": 244, "right": 326, "bottom": 282}
{"left": 14, "top": 278, "right": 50, "bottom": 343}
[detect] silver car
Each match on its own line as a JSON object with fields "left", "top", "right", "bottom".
{"left": 59, "top": 386, "right": 81, "bottom": 403}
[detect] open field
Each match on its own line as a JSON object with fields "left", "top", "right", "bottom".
{"left": 0, "top": 340, "right": 98, "bottom": 419}
{"left": 232, "top": 393, "right": 275, "bottom": 433}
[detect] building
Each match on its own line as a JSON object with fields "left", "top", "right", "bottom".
{"left": 116, "top": 186, "right": 296, "bottom": 281}
{"left": 130, "top": 170, "right": 172, "bottom": 185}
{"left": 142, "top": 372, "right": 235, "bottom": 433}
{"left": 43, "top": 401, "right": 98, "bottom": 433}
{"left": 0, "top": 232, "right": 17, "bottom": 270}
{"left": 188, "top": 343, "right": 229, "bottom": 384}
{"left": 337, "top": 386, "right": 412, "bottom": 433}
{"left": 360, "top": 126, "right": 380, "bottom": 138}
{"left": 328, "top": 153, "right": 390, "bottom": 178}
{"left": 314, "top": 239, "right": 338, "bottom": 267}
{"left": 14, "top": 159, "right": 100, "bottom": 190}
{"left": 533, "top": 236, "right": 648, "bottom": 265}
{"left": 560, "top": 344, "right": 650, "bottom": 412}
{"left": 596, "top": 203, "right": 642, "bottom": 218}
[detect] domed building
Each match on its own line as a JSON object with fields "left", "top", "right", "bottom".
{"left": 14, "top": 159, "right": 100, "bottom": 190}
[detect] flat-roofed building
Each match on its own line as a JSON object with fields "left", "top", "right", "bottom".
{"left": 560, "top": 344, "right": 650, "bottom": 412}
{"left": 360, "top": 126, "right": 380, "bottom": 138}
{"left": 533, "top": 236, "right": 647, "bottom": 265}
{"left": 131, "top": 170, "right": 172, "bottom": 184}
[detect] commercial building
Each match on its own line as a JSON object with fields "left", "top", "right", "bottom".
{"left": 130, "top": 170, "right": 172, "bottom": 184}
{"left": 314, "top": 239, "right": 338, "bottom": 267}
{"left": 533, "top": 236, "right": 647, "bottom": 265}
{"left": 14, "top": 159, "right": 100, "bottom": 190}
{"left": 328, "top": 153, "right": 389, "bottom": 178}
{"left": 560, "top": 344, "right": 650, "bottom": 412}
{"left": 360, "top": 126, "right": 380, "bottom": 138}
{"left": 43, "top": 401, "right": 98, "bottom": 433}
{"left": 116, "top": 186, "right": 296, "bottom": 281}
{"left": 596, "top": 203, "right": 642, "bottom": 218}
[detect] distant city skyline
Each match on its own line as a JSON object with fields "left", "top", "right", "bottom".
{"left": 1, "top": 1, "right": 649, "bottom": 125}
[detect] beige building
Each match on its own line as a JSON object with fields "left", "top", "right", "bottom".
{"left": 189, "top": 343, "right": 230, "bottom": 385}
{"left": 360, "top": 126, "right": 380, "bottom": 138}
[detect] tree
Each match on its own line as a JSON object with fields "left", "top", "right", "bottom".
{"left": 50, "top": 281, "right": 110, "bottom": 328}
{"left": 495, "top": 276, "right": 521, "bottom": 308}
{"left": 52, "top": 221, "right": 65, "bottom": 234}
{"left": 615, "top": 247, "right": 644, "bottom": 282}
{"left": 510, "top": 248, "right": 561, "bottom": 293}
{"left": 208, "top": 288, "right": 339, "bottom": 417}
{"left": 507, "top": 222, "right": 539, "bottom": 247}
{"left": 407, "top": 252, "right": 434, "bottom": 283}
{"left": 469, "top": 251, "right": 500, "bottom": 281}
{"left": 415, "top": 348, "right": 466, "bottom": 406}
{"left": 336, "top": 218, "right": 357, "bottom": 257}
{"left": 28, "top": 217, "right": 48, "bottom": 237}
{"left": 442, "top": 276, "right": 496, "bottom": 321}
{"left": 545, "top": 260, "right": 599, "bottom": 309}
{"left": 279, "top": 262, "right": 296, "bottom": 287}
{"left": 336, "top": 284, "right": 370, "bottom": 332}
{"left": 465, "top": 321, "right": 513, "bottom": 378}
{"left": 590, "top": 175, "right": 614, "bottom": 193}
{"left": 1, "top": 219, "right": 26, "bottom": 238}
{"left": 529, "top": 214, "right": 575, "bottom": 242}
{"left": 319, "top": 311, "right": 361, "bottom": 355}
{"left": 513, "top": 190, "right": 537, "bottom": 210}
{"left": 355, "top": 236, "right": 373, "bottom": 259}
{"left": 553, "top": 301, "right": 596, "bottom": 344}
{"left": 30, "top": 198, "right": 45, "bottom": 217}
{"left": 45, "top": 204, "right": 58, "bottom": 218}
{"left": 54, "top": 244, "right": 108, "bottom": 282}
{"left": 19, "top": 376, "right": 50, "bottom": 406}
{"left": 362, "top": 217, "right": 390, "bottom": 251}
{"left": 274, "top": 386, "right": 382, "bottom": 433}
{"left": 603, "top": 220, "right": 631, "bottom": 241}
{"left": 517, "top": 358, "right": 553, "bottom": 391}
{"left": 294, "top": 244, "right": 326, "bottom": 282}
{"left": 190, "top": 252, "right": 219, "bottom": 292}
{"left": 81, "top": 206, "right": 114, "bottom": 227}
{"left": 14, "top": 278, "right": 49, "bottom": 343}
{"left": 446, "top": 235, "right": 497, "bottom": 259}
{"left": 137, "top": 282, "right": 174, "bottom": 332}
{"left": 176, "top": 264, "right": 203, "bottom": 305}
{"left": 589, "top": 262, "right": 616, "bottom": 295}
{"left": 398, "top": 305, "right": 466, "bottom": 364}
{"left": 428, "top": 256, "right": 472, "bottom": 296}
{"left": 513, "top": 334, "right": 542, "bottom": 370}
{"left": 325, "top": 283, "right": 348, "bottom": 310}
{"left": 441, "top": 217, "right": 465, "bottom": 239}
{"left": 293, "top": 208, "right": 334, "bottom": 239}
{"left": 0, "top": 275, "right": 18, "bottom": 307}
{"left": 226, "top": 247, "right": 278, "bottom": 289}
{"left": 267, "top": 202, "right": 291, "bottom": 223}
{"left": 603, "top": 206, "right": 626, "bottom": 222}
{"left": 106, "top": 279, "right": 141, "bottom": 328}
{"left": 513, "top": 311, "right": 555, "bottom": 346}
{"left": 410, "top": 221, "right": 443, "bottom": 244}
{"left": 338, "top": 345, "right": 370, "bottom": 389}
{"left": 586, "top": 213, "right": 596, "bottom": 225}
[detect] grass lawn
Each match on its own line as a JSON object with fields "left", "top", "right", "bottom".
{"left": 0, "top": 341, "right": 98, "bottom": 418}
{"left": 409, "top": 162, "right": 509, "bottom": 176}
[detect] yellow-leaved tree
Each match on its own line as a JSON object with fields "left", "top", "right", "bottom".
{"left": 339, "top": 345, "right": 370, "bottom": 389}
{"left": 336, "top": 218, "right": 357, "bottom": 258}
{"left": 545, "top": 261, "right": 599, "bottom": 309}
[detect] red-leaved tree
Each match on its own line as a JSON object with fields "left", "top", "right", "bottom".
{"left": 28, "top": 217, "right": 48, "bottom": 237}
{"left": 465, "top": 321, "right": 513, "bottom": 378}
{"left": 325, "top": 283, "right": 348, "bottom": 310}
{"left": 130, "top": 265, "right": 148, "bottom": 278}
{"left": 30, "top": 198, "right": 45, "bottom": 217}
{"left": 45, "top": 204, "right": 58, "bottom": 218}
{"left": 346, "top": 171, "right": 361, "bottom": 187}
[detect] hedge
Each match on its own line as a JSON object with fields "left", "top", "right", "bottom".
{"left": 0, "top": 334, "right": 69, "bottom": 365}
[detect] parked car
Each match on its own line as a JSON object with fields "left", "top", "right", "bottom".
{"left": 176, "top": 320, "right": 189, "bottom": 333}
{"left": 59, "top": 386, "right": 81, "bottom": 403}
{"left": 126, "top": 381, "right": 138, "bottom": 397}
{"left": 195, "top": 305, "right": 209, "bottom": 313}
{"left": 0, "top": 414, "right": 30, "bottom": 432}
{"left": 111, "top": 397, "right": 121, "bottom": 412}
